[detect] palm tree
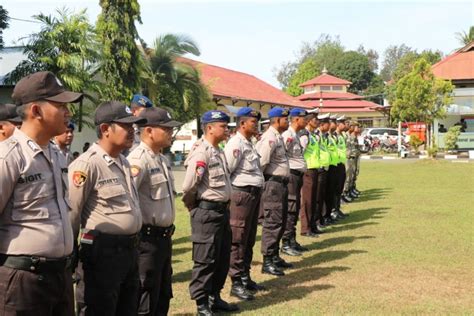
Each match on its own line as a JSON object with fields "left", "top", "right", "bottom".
{"left": 455, "top": 26, "right": 474, "bottom": 46}
{"left": 5, "top": 8, "right": 101, "bottom": 129}
{"left": 140, "top": 33, "right": 213, "bottom": 123}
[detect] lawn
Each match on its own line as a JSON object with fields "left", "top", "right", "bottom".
{"left": 169, "top": 160, "right": 474, "bottom": 315}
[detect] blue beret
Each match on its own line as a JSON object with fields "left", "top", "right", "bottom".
{"left": 236, "top": 107, "right": 261, "bottom": 120}
{"left": 201, "top": 110, "right": 230, "bottom": 124}
{"left": 268, "top": 107, "right": 289, "bottom": 118}
{"left": 131, "top": 94, "right": 153, "bottom": 108}
{"left": 289, "top": 108, "right": 307, "bottom": 117}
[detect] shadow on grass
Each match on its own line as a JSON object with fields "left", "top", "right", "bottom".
{"left": 239, "top": 266, "right": 348, "bottom": 312}
{"left": 351, "top": 188, "right": 393, "bottom": 203}
{"left": 173, "top": 236, "right": 190, "bottom": 246}
{"left": 173, "top": 269, "right": 192, "bottom": 283}
{"left": 341, "top": 207, "right": 390, "bottom": 225}
{"left": 305, "top": 235, "right": 375, "bottom": 251}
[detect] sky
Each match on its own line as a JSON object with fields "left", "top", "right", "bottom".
{"left": 2, "top": 0, "right": 473, "bottom": 87}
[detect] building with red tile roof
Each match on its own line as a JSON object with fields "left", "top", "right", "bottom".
{"left": 295, "top": 68, "right": 387, "bottom": 127}
{"left": 178, "top": 57, "right": 304, "bottom": 117}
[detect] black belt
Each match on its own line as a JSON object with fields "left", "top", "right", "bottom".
{"left": 0, "top": 253, "right": 73, "bottom": 273}
{"left": 97, "top": 233, "right": 139, "bottom": 248}
{"left": 198, "top": 200, "right": 229, "bottom": 212}
{"left": 264, "top": 174, "right": 289, "bottom": 185}
{"left": 232, "top": 185, "right": 261, "bottom": 194}
{"left": 290, "top": 169, "right": 304, "bottom": 177}
{"left": 141, "top": 224, "right": 175, "bottom": 239}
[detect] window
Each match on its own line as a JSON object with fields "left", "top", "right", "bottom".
{"left": 320, "top": 86, "right": 331, "bottom": 91}
{"left": 332, "top": 86, "right": 343, "bottom": 91}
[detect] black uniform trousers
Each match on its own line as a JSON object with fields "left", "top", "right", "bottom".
{"left": 324, "top": 165, "right": 338, "bottom": 219}
{"left": 137, "top": 230, "right": 173, "bottom": 316}
{"left": 0, "top": 264, "right": 74, "bottom": 316}
{"left": 75, "top": 234, "right": 140, "bottom": 316}
{"left": 313, "top": 169, "right": 327, "bottom": 227}
{"left": 189, "top": 207, "right": 231, "bottom": 302}
{"left": 335, "top": 163, "right": 346, "bottom": 210}
{"left": 228, "top": 187, "right": 262, "bottom": 279}
{"left": 260, "top": 180, "right": 289, "bottom": 256}
{"left": 283, "top": 172, "right": 304, "bottom": 241}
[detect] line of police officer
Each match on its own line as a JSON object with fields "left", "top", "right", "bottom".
{"left": 0, "top": 70, "right": 361, "bottom": 316}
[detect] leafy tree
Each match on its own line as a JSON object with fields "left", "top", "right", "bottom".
{"left": 96, "top": 0, "right": 143, "bottom": 102}
{"left": 380, "top": 44, "right": 414, "bottom": 82}
{"left": 455, "top": 26, "right": 474, "bottom": 46}
{"left": 5, "top": 8, "right": 101, "bottom": 129}
{"left": 0, "top": 5, "right": 8, "bottom": 49}
{"left": 357, "top": 44, "right": 379, "bottom": 72}
{"left": 332, "top": 50, "right": 374, "bottom": 93}
{"left": 140, "top": 33, "right": 213, "bottom": 124}
{"left": 389, "top": 58, "right": 454, "bottom": 147}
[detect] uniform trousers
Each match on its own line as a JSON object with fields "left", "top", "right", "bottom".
{"left": 228, "top": 187, "right": 262, "bottom": 279}
{"left": 344, "top": 157, "right": 356, "bottom": 193}
{"left": 0, "top": 265, "right": 74, "bottom": 316}
{"left": 137, "top": 232, "right": 173, "bottom": 316}
{"left": 313, "top": 169, "right": 328, "bottom": 226}
{"left": 324, "top": 165, "right": 338, "bottom": 218}
{"left": 283, "top": 172, "right": 304, "bottom": 241}
{"left": 260, "top": 180, "right": 289, "bottom": 256}
{"left": 189, "top": 207, "right": 231, "bottom": 302}
{"left": 75, "top": 235, "right": 140, "bottom": 316}
{"left": 299, "top": 169, "right": 318, "bottom": 235}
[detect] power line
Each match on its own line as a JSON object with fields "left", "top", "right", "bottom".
{"left": 9, "top": 17, "right": 41, "bottom": 24}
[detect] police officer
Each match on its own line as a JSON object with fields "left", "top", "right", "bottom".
{"left": 126, "top": 94, "right": 154, "bottom": 154}
{"left": 127, "top": 107, "right": 182, "bottom": 315}
{"left": 69, "top": 101, "right": 146, "bottom": 315}
{"left": 52, "top": 122, "right": 75, "bottom": 165}
{"left": 256, "top": 107, "right": 291, "bottom": 276}
{"left": 299, "top": 109, "right": 322, "bottom": 237}
{"left": 281, "top": 108, "right": 308, "bottom": 256}
{"left": 316, "top": 113, "right": 332, "bottom": 228}
{"left": 0, "top": 103, "right": 21, "bottom": 142}
{"left": 352, "top": 123, "right": 362, "bottom": 196}
{"left": 343, "top": 121, "right": 358, "bottom": 202}
{"left": 224, "top": 107, "right": 265, "bottom": 301}
{"left": 182, "top": 110, "right": 237, "bottom": 316}
{"left": 324, "top": 114, "right": 340, "bottom": 224}
{"left": 0, "top": 71, "right": 82, "bottom": 314}
{"left": 334, "top": 115, "right": 349, "bottom": 218}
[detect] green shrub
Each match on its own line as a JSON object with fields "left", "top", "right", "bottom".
{"left": 409, "top": 134, "right": 423, "bottom": 153}
{"left": 444, "top": 126, "right": 461, "bottom": 151}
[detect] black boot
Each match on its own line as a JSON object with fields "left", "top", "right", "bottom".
{"left": 273, "top": 254, "right": 293, "bottom": 269}
{"left": 281, "top": 239, "right": 302, "bottom": 256}
{"left": 196, "top": 298, "right": 213, "bottom": 316}
{"left": 209, "top": 293, "right": 239, "bottom": 312}
{"left": 261, "top": 255, "right": 284, "bottom": 276}
{"left": 342, "top": 194, "right": 353, "bottom": 203}
{"left": 230, "top": 278, "right": 254, "bottom": 301}
{"left": 290, "top": 237, "right": 308, "bottom": 252}
{"left": 242, "top": 273, "right": 266, "bottom": 291}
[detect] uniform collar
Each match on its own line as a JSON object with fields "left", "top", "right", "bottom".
{"left": 237, "top": 131, "right": 252, "bottom": 144}
{"left": 139, "top": 141, "right": 157, "bottom": 158}
{"left": 13, "top": 128, "right": 43, "bottom": 157}
{"left": 92, "top": 142, "right": 124, "bottom": 167}
{"left": 268, "top": 125, "right": 280, "bottom": 136}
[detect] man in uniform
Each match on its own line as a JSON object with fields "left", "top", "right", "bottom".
{"left": 342, "top": 121, "right": 358, "bottom": 202}
{"left": 324, "top": 114, "right": 340, "bottom": 224}
{"left": 333, "top": 115, "right": 349, "bottom": 218}
{"left": 182, "top": 110, "right": 237, "bottom": 316}
{"left": 316, "top": 113, "right": 332, "bottom": 228}
{"left": 127, "top": 107, "right": 182, "bottom": 315}
{"left": 52, "top": 122, "right": 75, "bottom": 165}
{"left": 256, "top": 107, "right": 291, "bottom": 277}
{"left": 299, "top": 109, "right": 323, "bottom": 237}
{"left": 352, "top": 123, "right": 362, "bottom": 196}
{"left": 69, "top": 101, "right": 146, "bottom": 315}
{"left": 281, "top": 108, "right": 308, "bottom": 256}
{"left": 126, "top": 94, "right": 154, "bottom": 154}
{"left": 224, "top": 107, "right": 265, "bottom": 302}
{"left": 0, "top": 103, "right": 21, "bottom": 142}
{"left": 0, "top": 71, "right": 82, "bottom": 315}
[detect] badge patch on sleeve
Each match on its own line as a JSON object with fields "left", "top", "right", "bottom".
{"left": 196, "top": 161, "right": 206, "bottom": 177}
{"left": 269, "top": 140, "right": 275, "bottom": 147}
{"left": 233, "top": 149, "right": 240, "bottom": 158}
{"left": 286, "top": 137, "right": 293, "bottom": 144}
{"left": 72, "top": 171, "right": 87, "bottom": 187}
{"left": 130, "top": 165, "right": 141, "bottom": 177}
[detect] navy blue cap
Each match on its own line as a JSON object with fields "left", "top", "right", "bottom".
{"left": 67, "top": 122, "right": 75, "bottom": 130}
{"left": 236, "top": 107, "right": 261, "bottom": 120}
{"left": 0, "top": 103, "right": 21, "bottom": 123}
{"left": 268, "top": 107, "right": 289, "bottom": 118}
{"left": 131, "top": 94, "right": 153, "bottom": 108}
{"left": 289, "top": 108, "right": 307, "bottom": 117}
{"left": 201, "top": 110, "right": 230, "bottom": 124}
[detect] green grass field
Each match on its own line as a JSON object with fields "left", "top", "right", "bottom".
{"left": 170, "top": 160, "right": 474, "bottom": 315}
